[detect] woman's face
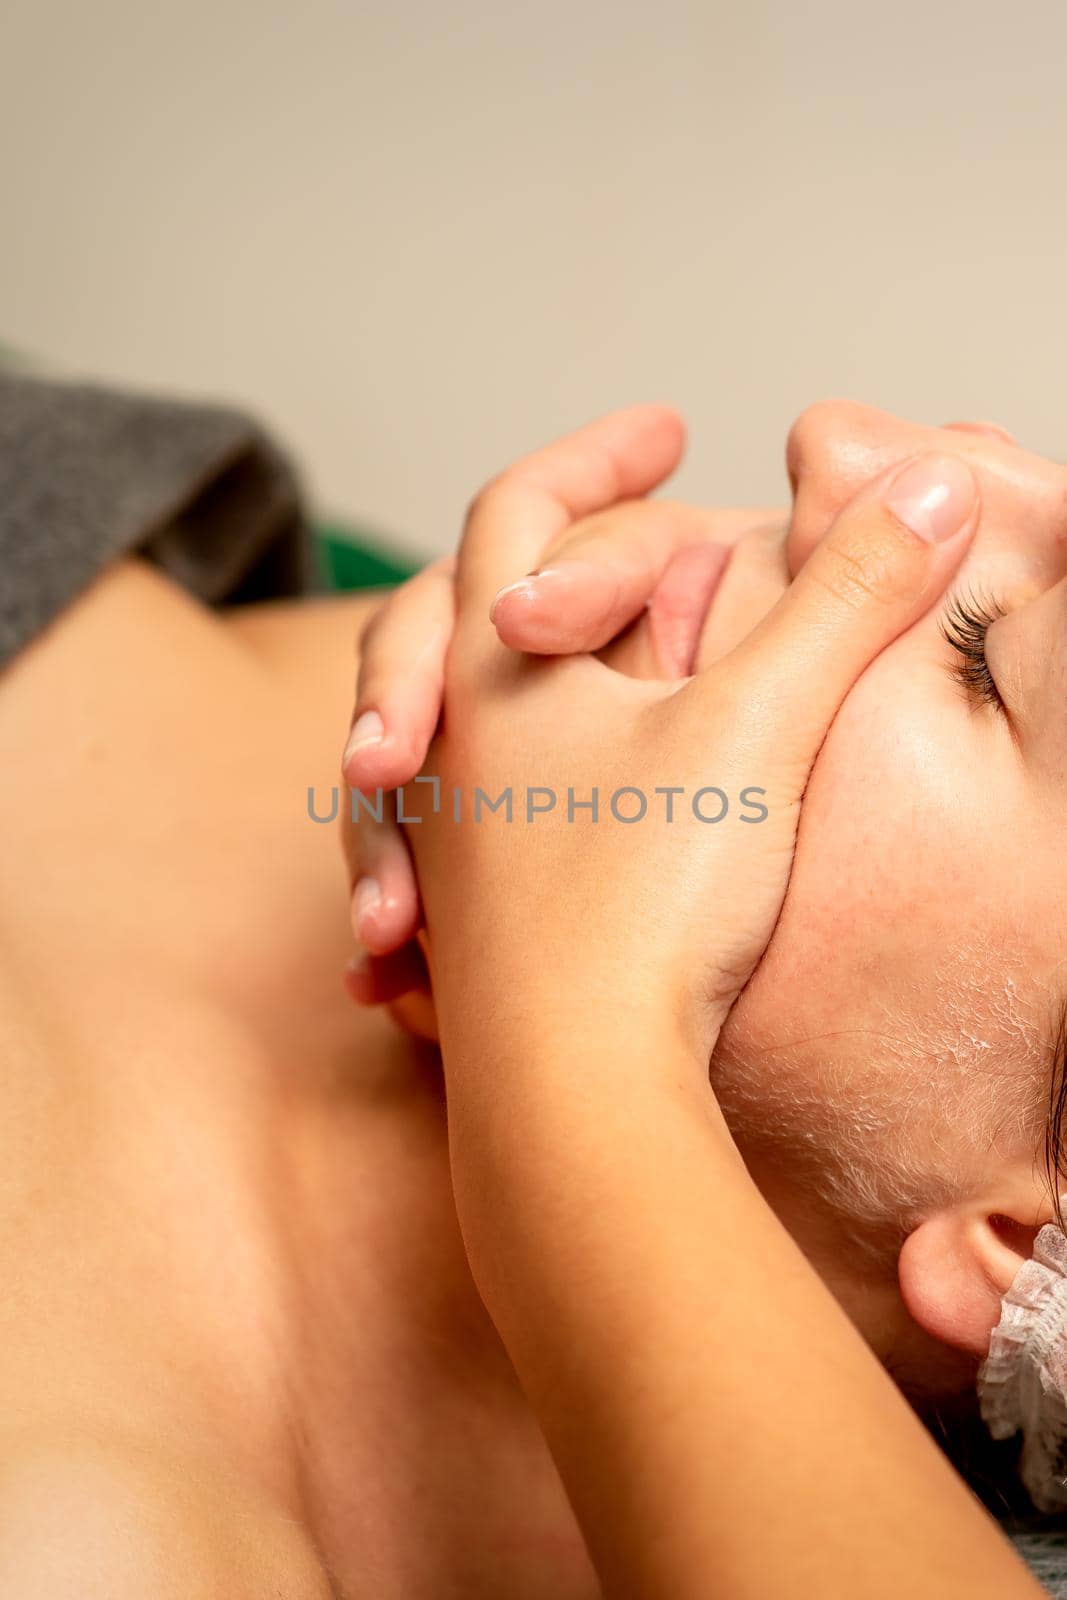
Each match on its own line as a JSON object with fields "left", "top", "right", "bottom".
{"left": 707, "top": 403, "right": 1067, "bottom": 1239}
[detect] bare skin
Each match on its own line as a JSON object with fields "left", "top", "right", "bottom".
{"left": 3, "top": 396, "right": 1062, "bottom": 1593}
{"left": 0, "top": 561, "right": 596, "bottom": 1598}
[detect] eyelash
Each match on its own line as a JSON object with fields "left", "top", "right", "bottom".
{"left": 940, "top": 593, "right": 1007, "bottom": 711}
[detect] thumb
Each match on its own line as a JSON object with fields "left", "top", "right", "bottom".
{"left": 678, "top": 451, "right": 979, "bottom": 781}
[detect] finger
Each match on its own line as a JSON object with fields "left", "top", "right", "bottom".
{"left": 678, "top": 453, "right": 980, "bottom": 779}
{"left": 344, "top": 806, "right": 422, "bottom": 956}
{"left": 599, "top": 543, "right": 731, "bottom": 679}
{"left": 457, "top": 406, "right": 686, "bottom": 629}
{"left": 344, "top": 950, "right": 438, "bottom": 1042}
{"left": 386, "top": 987, "right": 439, "bottom": 1044}
{"left": 341, "top": 785, "right": 421, "bottom": 956}
{"left": 344, "top": 944, "right": 430, "bottom": 1006}
{"left": 341, "top": 557, "right": 455, "bottom": 791}
{"left": 490, "top": 502, "right": 778, "bottom": 655}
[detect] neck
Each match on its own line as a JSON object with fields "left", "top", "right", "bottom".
{"left": 265, "top": 1017, "right": 599, "bottom": 1598}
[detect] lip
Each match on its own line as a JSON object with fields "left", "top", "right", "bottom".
{"left": 687, "top": 519, "right": 792, "bottom": 677}
{"left": 646, "top": 541, "right": 734, "bottom": 677}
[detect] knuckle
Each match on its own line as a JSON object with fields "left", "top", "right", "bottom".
{"left": 464, "top": 473, "right": 515, "bottom": 533}
{"left": 810, "top": 519, "right": 915, "bottom": 610}
{"left": 358, "top": 608, "right": 384, "bottom": 656}
{"left": 425, "top": 553, "right": 457, "bottom": 581}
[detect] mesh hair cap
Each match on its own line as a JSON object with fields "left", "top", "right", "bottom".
{"left": 978, "top": 1211, "right": 1067, "bottom": 1512}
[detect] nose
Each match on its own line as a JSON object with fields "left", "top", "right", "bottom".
{"left": 786, "top": 401, "right": 920, "bottom": 569}
{"left": 785, "top": 400, "right": 1067, "bottom": 582}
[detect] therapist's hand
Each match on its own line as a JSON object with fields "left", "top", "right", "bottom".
{"left": 340, "top": 407, "right": 779, "bottom": 1006}
{"left": 340, "top": 409, "right": 1007, "bottom": 1017}
{"left": 406, "top": 410, "right": 980, "bottom": 1068}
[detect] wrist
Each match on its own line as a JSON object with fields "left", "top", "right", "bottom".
{"left": 436, "top": 969, "right": 725, "bottom": 1122}
{"left": 441, "top": 955, "right": 710, "bottom": 1056}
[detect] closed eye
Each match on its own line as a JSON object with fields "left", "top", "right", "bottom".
{"left": 940, "top": 592, "right": 1007, "bottom": 712}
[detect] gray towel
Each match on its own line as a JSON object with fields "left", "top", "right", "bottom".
{"left": 0, "top": 372, "right": 314, "bottom": 668}
{"left": 1010, "top": 1525, "right": 1067, "bottom": 1596}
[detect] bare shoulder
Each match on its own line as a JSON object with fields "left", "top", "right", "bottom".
{"left": 0, "top": 1433, "right": 338, "bottom": 1600}
{"left": 223, "top": 587, "right": 389, "bottom": 742}
{"left": 224, "top": 588, "right": 386, "bottom": 669}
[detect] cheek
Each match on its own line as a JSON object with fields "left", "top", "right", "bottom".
{"left": 722, "top": 661, "right": 996, "bottom": 1060}
{"left": 713, "top": 648, "right": 1060, "bottom": 1193}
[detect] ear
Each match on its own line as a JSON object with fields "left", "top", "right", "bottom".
{"left": 898, "top": 1198, "right": 1054, "bottom": 1359}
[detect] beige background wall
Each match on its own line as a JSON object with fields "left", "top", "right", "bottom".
{"left": 4, "top": 0, "right": 1067, "bottom": 559}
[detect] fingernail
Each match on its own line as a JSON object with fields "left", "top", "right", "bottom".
{"left": 885, "top": 455, "right": 977, "bottom": 543}
{"left": 489, "top": 562, "right": 608, "bottom": 622}
{"left": 489, "top": 577, "right": 540, "bottom": 622}
{"left": 342, "top": 952, "right": 373, "bottom": 1003}
{"left": 351, "top": 876, "right": 381, "bottom": 939}
{"left": 343, "top": 710, "right": 384, "bottom": 769}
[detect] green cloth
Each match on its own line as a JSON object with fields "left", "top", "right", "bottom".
{"left": 317, "top": 525, "right": 418, "bottom": 590}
